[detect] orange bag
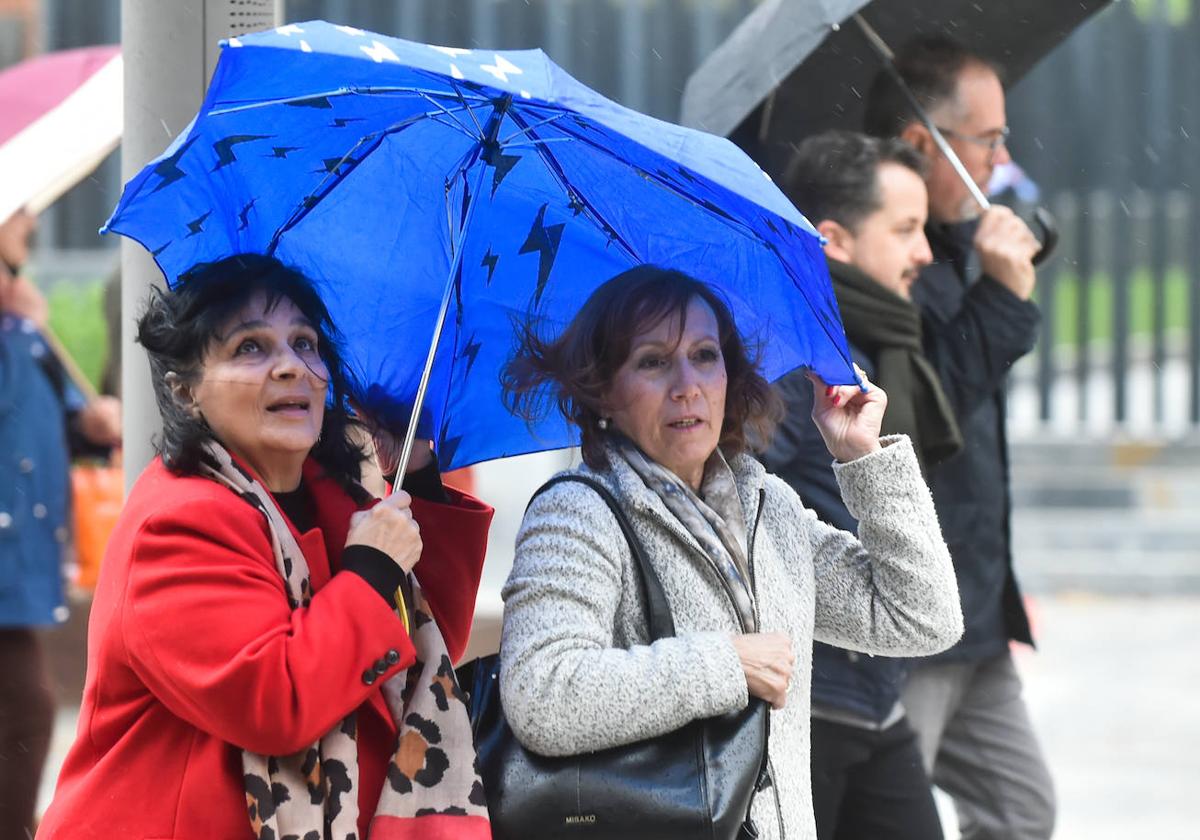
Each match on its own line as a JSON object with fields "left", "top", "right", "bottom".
{"left": 70, "top": 460, "right": 124, "bottom": 590}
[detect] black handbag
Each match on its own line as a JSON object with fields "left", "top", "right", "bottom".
{"left": 457, "top": 474, "right": 770, "bottom": 840}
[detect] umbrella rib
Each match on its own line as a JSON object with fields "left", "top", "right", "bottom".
{"left": 445, "top": 83, "right": 487, "bottom": 139}
{"left": 427, "top": 114, "right": 482, "bottom": 142}
{"left": 549, "top": 120, "right": 772, "bottom": 245}
{"left": 499, "top": 113, "right": 566, "bottom": 145}
{"left": 502, "top": 137, "right": 573, "bottom": 149}
{"left": 503, "top": 109, "right": 642, "bottom": 264}
{"left": 266, "top": 106, "right": 472, "bottom": 253}
{"left": 207, "top": 84, "right": 485, "bottom": 116}
{"left": 416, "top": 90, "right": 483, "bottom": 141}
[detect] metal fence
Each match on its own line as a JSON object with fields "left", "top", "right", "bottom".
{"left": 20, "top": 0, "right": 1200, "bottom": 438}
{"left": 1006, "top": 188, "right": 1200, "bottom": 439}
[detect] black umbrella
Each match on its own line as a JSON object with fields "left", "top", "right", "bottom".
{"left": 681, "top": 0, "right": 1112, "bottom": 260}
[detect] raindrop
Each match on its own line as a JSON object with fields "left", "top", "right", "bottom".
{"left": 1181, "top": 126, "right": 1190, "bottom": 139}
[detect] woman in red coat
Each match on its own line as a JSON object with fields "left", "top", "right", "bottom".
{"left": 38, "top": 255, "right": 493, "bottom": 840}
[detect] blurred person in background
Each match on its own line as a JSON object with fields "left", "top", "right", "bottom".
{"left": 765, "top": 129, "right": 952, "bottom": 840}
{"left": 865, "top": 35, "right": 1052, "bottom": 839}
{"left": 0, "top": 207, "right": 120, "bottom": 838}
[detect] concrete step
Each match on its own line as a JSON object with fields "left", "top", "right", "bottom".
{"left": 1009, "top": 441, "right": 1200, "bottom": 593}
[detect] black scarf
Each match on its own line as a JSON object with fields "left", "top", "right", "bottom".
{"left": 829, "top": 259, "right": 963, "bottom": 472}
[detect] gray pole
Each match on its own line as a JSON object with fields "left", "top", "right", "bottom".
{"left": 119, "top": 1, "right": 282, "bottom": 488}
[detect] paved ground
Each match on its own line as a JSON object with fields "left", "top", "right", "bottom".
{"left": 936, "top": 593, "right": 1200, "bottom": 839}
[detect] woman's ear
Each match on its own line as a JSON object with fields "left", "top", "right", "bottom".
{"left": 165, "top": 371, "right": 199, "bottom": 417}
{"left": 816, "top": 219, "right": 856, "bottom": 264}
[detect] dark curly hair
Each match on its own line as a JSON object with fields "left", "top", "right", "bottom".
{"left": 502, "top": 264, "right": 782, "bottom": 470}
{"left": 136, "top": 253, "right": 366, "bottom": 485}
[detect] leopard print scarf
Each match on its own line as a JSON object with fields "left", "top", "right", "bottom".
{"left": 197, "top": 442, "right": 490, "bottom": 840}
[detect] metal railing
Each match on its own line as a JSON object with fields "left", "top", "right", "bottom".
{"left": 1008, "top": 189, "right": 1200, "bottom": 438}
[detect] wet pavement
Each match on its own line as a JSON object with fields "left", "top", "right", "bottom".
{"left": 997, "top": 593, "right": 1200, "bottom": 840}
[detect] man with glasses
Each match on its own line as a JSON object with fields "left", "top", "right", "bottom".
{"left": 864, "top": 36, "right": 1053, "bottom": 840}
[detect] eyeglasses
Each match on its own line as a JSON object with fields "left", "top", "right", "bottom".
{"left": 935, "top": 125, "right": 1011, "bottom": 157}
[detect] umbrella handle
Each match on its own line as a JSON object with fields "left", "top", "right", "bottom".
{"left": 1031, "top": 205, "right": 1059, "bottom": 267}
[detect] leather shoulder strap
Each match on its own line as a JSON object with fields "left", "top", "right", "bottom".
{"left": 530, "top": 474, "right": 676, "bottom": 640}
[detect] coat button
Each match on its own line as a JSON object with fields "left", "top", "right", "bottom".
{"left": 32, "top": 504, "right": 47, "bottom": 519}
{"left": 362, "top": 669, "right": 376, "bottom": 686}
{"left": 385, "top": 649, "right": 400, "bottom": 666}
{"left": 373, "top": 658, "right": 389, "bottom": 675}
{"left": 18, "top": 458, "right": 33, "bottom": 473}
{"left": 0, "top": 512, "right": 11, "bottom": 529}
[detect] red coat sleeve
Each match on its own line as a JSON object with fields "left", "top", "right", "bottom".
{"left": 121, "top": 497, "right": 417, "bottom": 756}
{"left": 410, "top": 486, "right": 494, "bottom": 663}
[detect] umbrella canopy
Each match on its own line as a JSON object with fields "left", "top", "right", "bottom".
{"left": 681, "top": 0, "right": 1111, "bottom": 176}
{"left": 104, "top": 20, "right": 855, "bottom": 472}
{"left": 0, "top": 45, "right": 122, "bottom": 223}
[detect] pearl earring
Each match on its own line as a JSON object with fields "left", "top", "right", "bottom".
{"left": 597, "top": 417, "right": 610, "bottom": 430}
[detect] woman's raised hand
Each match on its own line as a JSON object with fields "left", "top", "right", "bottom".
{"left": 346, "top": 490, "right": 423, "bottom": 572}
{"left": 807, "top": 366, "right": 886, "bottom": 463}
{"left": 732, "top": 632, "right": 795, "bottom": 710}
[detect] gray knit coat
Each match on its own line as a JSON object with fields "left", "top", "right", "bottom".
{"left": 499, "top": 435, "right": 962, "bottom": 840}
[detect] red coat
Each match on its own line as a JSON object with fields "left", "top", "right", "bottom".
{"left": 38, "top": 456, "right": 493, "bottom": 840}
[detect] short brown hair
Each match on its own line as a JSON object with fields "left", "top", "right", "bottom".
{"left": 502, "top": 265, "right": 782, "bottom": 470}
{"left": 783, "top": 130, "right": 928, "bottom": 231}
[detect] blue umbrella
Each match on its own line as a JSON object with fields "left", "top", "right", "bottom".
{"left": 104, "top": 20, "right": 856, "bottom": 473}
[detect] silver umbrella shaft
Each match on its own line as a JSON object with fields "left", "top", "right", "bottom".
{"left": 852, "top": 14, "right": 990, "bottom": 212}
{"left": 390, "top": 163, "right": 488, "bottom": 488}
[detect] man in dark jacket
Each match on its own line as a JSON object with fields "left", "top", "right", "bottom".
{"left": 863, "top": 36, "right": 1053, "bottom": 839}
{"left": 765, "top": 130, "right": 953, "bottom": 840}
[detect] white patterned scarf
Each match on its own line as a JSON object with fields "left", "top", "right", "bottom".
{"left": 615, "top": 439, "right": 758, "bottom": 633}
{"left": 197, "top": 442, "right": 490, "bottom": 840}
